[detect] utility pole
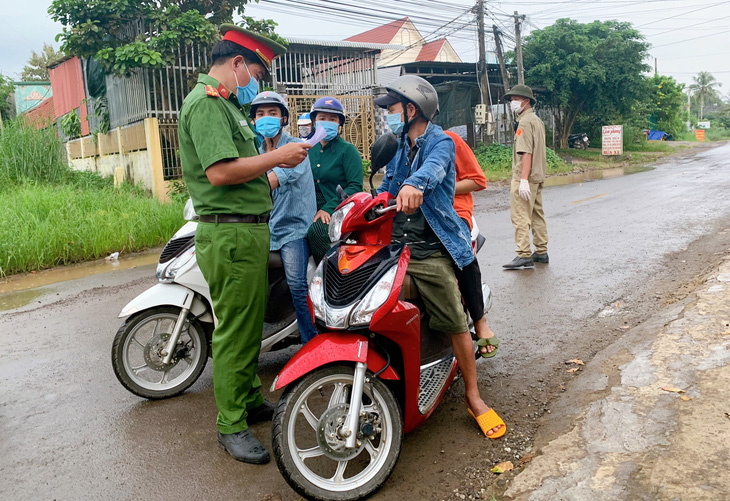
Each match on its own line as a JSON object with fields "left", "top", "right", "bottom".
{"left": 492, "top": 25, "right": 512, "bottom": 145}
{"left": 492, "top": 25, "right": 510, "bottom": 92}
{"left": 514, "top": 11, "right": 525, "bottom": 85}
{"left": 476, "top": 0, "right": 490, "bottom": 143}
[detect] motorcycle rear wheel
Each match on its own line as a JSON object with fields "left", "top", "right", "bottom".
{"left": 273, "top": 365, "right": 402, "bottom": 501}
{"left": 111, "top": 306, "right": 209, "bottom": 399}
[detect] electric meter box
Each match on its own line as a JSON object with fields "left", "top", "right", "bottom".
{"left": 475, "top": 104, "right": 488, "bottom": 124}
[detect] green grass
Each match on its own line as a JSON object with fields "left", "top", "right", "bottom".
{"left": 0, "top": 182, "right": 184, "bottom": 276}
{"left": 0, "top": 119, "right": 184, "bottom": 276}
{"left": 675, "top": 128, "right": 730, "bottom": 141}
{"left": 474, "top": 143, "right": 571, "bottom": 181}
{"left": 0, "top": 118, "right": 68, "bottom": 185}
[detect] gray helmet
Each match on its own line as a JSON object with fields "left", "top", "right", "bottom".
{"left": 503, "top": 84, "right": 536, "bottom": 104}
{"left": 249, "top": 91, "right": 289, "bottom": 119}
{"left": 374, "top": 75, "right": 440, "bottom": 121}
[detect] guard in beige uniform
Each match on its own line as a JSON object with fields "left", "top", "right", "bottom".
{"left": 502, "top": 85, "right": 549, "bottom": 270}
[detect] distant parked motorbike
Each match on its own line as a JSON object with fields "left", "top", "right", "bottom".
{"left": 270, "top": 134, "right": 493, "bottom": 501}
{"left": 111, "top": 200, "right": 315, "bottom": 400}
{"left": 568, "top": 133, "right": 590, "bottom": 149}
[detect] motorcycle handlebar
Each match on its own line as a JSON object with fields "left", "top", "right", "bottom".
{"left": 373, "top": 200, "right": 397, "bottom": 216}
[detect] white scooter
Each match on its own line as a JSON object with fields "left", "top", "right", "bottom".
{"left": 111, "top": 200, "right": 316, "bottom": 399}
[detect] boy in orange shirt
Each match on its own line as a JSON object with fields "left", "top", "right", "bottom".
{"left": 444, "top": 130, "right": 499, "bottom": 357}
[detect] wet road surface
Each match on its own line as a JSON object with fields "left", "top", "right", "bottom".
{"left": 2, "top": 142, "right": 730, "bottom": 500}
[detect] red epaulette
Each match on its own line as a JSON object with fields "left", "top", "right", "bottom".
{"left": 205, "top": 85, "right": 220, "bottom": 98}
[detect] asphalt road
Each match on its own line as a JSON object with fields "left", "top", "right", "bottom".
{"left": 2, "top": 142, "right": 730, "bottom": 500}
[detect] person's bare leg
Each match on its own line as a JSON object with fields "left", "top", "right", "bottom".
{"left": 451, "top": 331, "right": 503, "bottom": 435}
{"left": 474, "top": 316, "right": 496, "bottom": 355}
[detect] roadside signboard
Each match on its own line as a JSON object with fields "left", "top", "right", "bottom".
{"left": 695, "top": 129, "right": 706, "bottom": 141}
{"left": 602, "top": 125, "right": 623, "bottom": 155}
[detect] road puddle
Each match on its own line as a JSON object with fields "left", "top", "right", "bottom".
{"left": 0, "top": 250, "right": 161, "bottom": 311}
{"left": 545, "top": 166, "right": 653, "bottom": 186}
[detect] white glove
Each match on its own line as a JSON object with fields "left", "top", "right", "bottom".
{"left": 519, "top": 179, "right": 531, "bottom": 201}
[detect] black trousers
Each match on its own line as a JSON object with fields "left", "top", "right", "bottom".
{"left": 454, "top": 218, "right": 485, "bottom": 323}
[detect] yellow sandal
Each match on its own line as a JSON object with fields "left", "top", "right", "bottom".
{"left": 468, "top": 408, "right": 506, "bottom": 439}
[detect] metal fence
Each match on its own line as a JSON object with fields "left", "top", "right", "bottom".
{"left": 273, "top": 42, "right": 380, "bottom": 96}
{"left": 107, "top": 44, "right": 211, "bottom": 129}
{"left": 159, "top": 120, "right": 182, "bottom": 180}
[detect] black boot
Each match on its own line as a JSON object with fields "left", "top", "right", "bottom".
{"left": 217, "top": 429, "right": 270, "bottom": 464}
{"left": 502, "top": 256, "right": 534, "bottom": 269}
{"left": 531, "top": 252, "right": 549, "bottom": 264}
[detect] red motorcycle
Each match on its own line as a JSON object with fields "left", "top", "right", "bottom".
{"left": 271, "top": 134, "right": 492, "bottom": 501}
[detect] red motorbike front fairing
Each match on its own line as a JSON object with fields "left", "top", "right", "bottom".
{"left": 272, "top": 333, "right": 399, "bottom": 392}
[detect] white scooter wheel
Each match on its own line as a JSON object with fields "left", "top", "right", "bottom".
{"left": 111, "top": 306, "right": 209, "bottom": 399}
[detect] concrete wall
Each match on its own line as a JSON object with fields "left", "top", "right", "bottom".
{"left": 66, "top": 118, "right": 169, "bottom": 202}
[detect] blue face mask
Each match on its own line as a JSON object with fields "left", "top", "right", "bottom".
{"left": 318, "top": 121, "right": 340, "bottom": 141}
{"left": 385, "top": 112, "right": 404, "bottom": 135}
{"left": 255, "top": 116, "right": 283, "bottom": 138}
{"left": 234, "top": 63, "right": 259, "bottom": 105}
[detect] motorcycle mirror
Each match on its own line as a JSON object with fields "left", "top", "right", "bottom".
{"left": 369, "top": 133, "right": 399, "bottom": 196}
{"left": 336, "top": 184, "right": 347, "bottom": 202}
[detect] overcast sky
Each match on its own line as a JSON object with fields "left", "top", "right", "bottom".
{"left": 2, "top": 0, "right": 729, "bottom": 96}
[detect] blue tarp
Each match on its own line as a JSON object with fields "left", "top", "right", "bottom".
{"left": 647, "top": 130, "right": 668, "bottom": 141}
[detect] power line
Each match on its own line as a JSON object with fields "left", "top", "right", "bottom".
{"left": 653, "top": 28, "right": 730, "bottom": 48}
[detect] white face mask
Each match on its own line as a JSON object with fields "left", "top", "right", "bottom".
{"left": 510, "top": 99, "right": 524, "bottom": 114}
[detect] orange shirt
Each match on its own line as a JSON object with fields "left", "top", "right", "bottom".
{"left": 444, "top": 130, "right": 487, "bottom": 229}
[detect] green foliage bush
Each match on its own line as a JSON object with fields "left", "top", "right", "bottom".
{"left": 474, "top": 143, "right": 565, "bottom": 174}
{"left": 61, "top": 111, "right": 81, "bottom": 139}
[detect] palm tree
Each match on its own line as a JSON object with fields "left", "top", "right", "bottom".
{"left": 689, "top": 71, "right": 722, "bottom": 120}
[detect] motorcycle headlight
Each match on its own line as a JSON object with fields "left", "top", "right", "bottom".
{"left": 328, "top": 202, "right": 354, "bottom": 243}
{"left": 308, "top": 260, "right": 326, "bottom": 322}
{"left": 156, "top": 245, "right": 195, "bottom": 282}
{"left": 348, "top": 265, "right": 398, "bottom": 327}
{"left": 183, "top": 198, "right": 199, "bottom": 221}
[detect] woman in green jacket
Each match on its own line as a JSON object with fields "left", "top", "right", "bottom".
{"left": 306, "top": 96, "right": 363, "bottom": 262}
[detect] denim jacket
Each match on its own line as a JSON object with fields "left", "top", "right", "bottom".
{"left": 378, "top": 123, "right": 474, "bottom": 269}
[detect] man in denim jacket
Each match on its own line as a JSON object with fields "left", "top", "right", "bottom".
{"left": 375, "top": 75, "right": 505, "bottom": 438}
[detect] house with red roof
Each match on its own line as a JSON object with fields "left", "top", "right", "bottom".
{"left": 345, "top": 17, "right": 461, "bottom": 68}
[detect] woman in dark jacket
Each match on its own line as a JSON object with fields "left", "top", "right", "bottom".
{"left": 306, "top": 96, "right": 363, "bottom": 262}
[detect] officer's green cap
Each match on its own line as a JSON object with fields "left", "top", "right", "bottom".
{"left": 503, "top": 84, "right": 536, "bottom": 104}
{"left": 220, "top": 24, "right": 287, "bottom": 71}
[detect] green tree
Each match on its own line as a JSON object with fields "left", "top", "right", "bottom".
{"left": 689, "top": 71, "right": 722, "bottom": 120}
{"left": 649, "top": 75, "right": 685, "bottom": 137}
{"left": 522, "top": 19, "right": 650, "bottom": 148}
{"left": 20, "top": 43, "right": 65, "bottom": 81}
{"left": 48, "top": 1, "right": 283, "bottom": 76}
{"left": 0, "top": 75, "right": 15, "bottom": 121}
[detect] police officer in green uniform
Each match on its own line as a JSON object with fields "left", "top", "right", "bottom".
{"left": 502, "top": 84, "right": 549, "bottom": 270}
{"left": 179, "top": 25, "right": 311, "bottom": 464}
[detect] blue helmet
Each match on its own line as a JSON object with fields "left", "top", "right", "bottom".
{"left": 310, "top": 96, "right": 346, "bottom": 125}
{"left": 297, "top": 113, "right": 311, "bottom": 125}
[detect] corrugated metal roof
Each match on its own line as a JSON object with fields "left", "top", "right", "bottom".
{"left": 284, "top": 37, "right": 405, "bottom": 51}
{"left": 345, "top": 17, "right": 408, "bottom": 44}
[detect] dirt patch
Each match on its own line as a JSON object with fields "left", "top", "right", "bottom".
{"left": 438, "top": 215, "right": 730, "bottom": 501}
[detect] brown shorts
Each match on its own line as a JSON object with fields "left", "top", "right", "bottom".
{"left": 407, "top": 253, "right": 468, "bottom": 334}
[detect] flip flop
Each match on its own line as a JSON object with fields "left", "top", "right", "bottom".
{"left": 476, "top": 335, "right": 500, "bottom": 358}
{"left": 468, "top": 408, "right": 506, "bottom": 439}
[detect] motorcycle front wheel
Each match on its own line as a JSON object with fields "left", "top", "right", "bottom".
{"left": 111, "top": 306, "right": 209, "bottom": 399}
{"left": 273, "top": 364, "right": 403, "bottom": 501}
